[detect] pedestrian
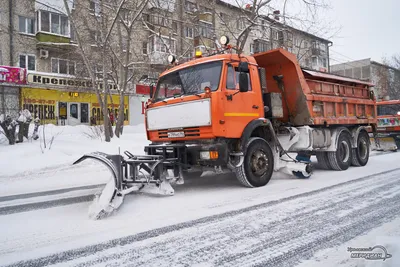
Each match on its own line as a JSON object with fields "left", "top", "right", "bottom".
{"left": 90, "top": 116, "right": 96, "bottom": 126}
{"left": 109, "top": 111, "right": 114, "bottom": 126}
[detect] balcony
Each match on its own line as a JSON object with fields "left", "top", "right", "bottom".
{"left": 197, "top": 12, "right": 213, "bottom": 23}
{"left": 36, "top": 32, "right": 70, "bottom": 44}
{"left": 148, "top": 52, "right": 168, "bottom": 66}
{"left": 35, "top": 10, "right": 73, "bottom": 50}
{"left": 36, "top": 32, "right": 74, "bottom": 51}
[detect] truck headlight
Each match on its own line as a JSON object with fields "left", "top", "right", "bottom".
{"left": 200, "top": 151, "right": 219, "bottom": 160}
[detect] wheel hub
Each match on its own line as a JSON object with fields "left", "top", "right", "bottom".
{"left": 251, "top": 150, "right": 269, "bottom": 176}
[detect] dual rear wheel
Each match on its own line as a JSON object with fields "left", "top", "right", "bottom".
{"left": 317, "top": 130, "right": 370, "bottom": 171}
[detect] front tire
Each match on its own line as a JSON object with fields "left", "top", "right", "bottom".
{"left": 235, "top": 137, "right": 274, "bottom": 188}
{"left": 327, "top": 131, "right": 353, "bottom": 171}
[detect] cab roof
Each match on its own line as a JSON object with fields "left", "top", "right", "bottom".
{"left": 159, "top": 53, "right": 257, "bottom": 77}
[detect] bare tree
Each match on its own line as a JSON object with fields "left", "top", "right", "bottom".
{"left": 381, "top": 54, "right": 400, "bottom": 100}
{"left": 63, "top": 0, "right": 150, "bottom": 140}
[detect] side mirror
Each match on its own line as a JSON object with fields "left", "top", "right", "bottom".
{"left": 238, "top": 62, "right": 249, "bottom": 72}
{"left": 239, "top": 72, "right": 249, "bottom": 92}
{"left": 149, "top": 84, "right": 154, "bottom": 98}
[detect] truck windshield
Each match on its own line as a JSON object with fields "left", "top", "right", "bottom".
{"left": 378, "top": 104, "right": 400, "bottom": 116}
{"left": 154, "top": 61, "right": 222, "bottom": 101}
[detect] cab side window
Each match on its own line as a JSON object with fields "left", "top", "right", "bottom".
{"left": 226, "top": 64, "right": 236, "bottom": 89}
{"left": 235, "top": 67, "right": 252, "bottom": 91}
{"left": 226, "top": 63, "right": 252, "bottom": 91}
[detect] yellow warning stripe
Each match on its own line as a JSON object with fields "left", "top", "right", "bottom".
{"left": 224, "top": 113, "right": 259, "bottom": 117}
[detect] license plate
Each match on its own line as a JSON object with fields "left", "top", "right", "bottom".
{"left": 168, "top": 131, "right": 185, "bottom": 138}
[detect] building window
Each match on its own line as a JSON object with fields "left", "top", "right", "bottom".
{"left": 18, "top": 16, "right": 35, "bottom": 34}
{"left": 149, "top": 36, "right": 175, "bottom": 53}
{"left": 151, "top": 15, "right": 169, "bottom": 27}
{"left": 19, "top": 54, "right": 36, "bottom": 71}
{"left": 185, "top": 1, "right": 197, "bottom": 12}
{"left": 184, "top": 26, "right": 193, "bottom": 38}
{"left": 199, "top": 5, "right": 212, "bottom": 13}
{"left": 219, "top": 12, "right": 227, "bottom": 24}
{"left": 252, "top": 40, "right": 270, "bottom": 53}
{"left": 39, "top": 10, "right": 69, "bottom": 36}
{"left": 89, "top": 0, "right": 100, "bottom": 16}
{"left": 51, "top": 58, "right": 75, "bottom": 75}
{"left": 197, "top": 22, "right": 213, "bottom": 39}
{"left": 322, "top": 58, "right": 327, "bottom": 68}
{"left": 237, "top": 17, "right": 246, "bottom": 30}
{"left": 295, "top": 38, "right": 301, "bottom": 47}
{"left": 142, "top": 42, "right": 148, "bottom": 54}
{"left": 172, "top": 21, "right": 177, "bottom": 33}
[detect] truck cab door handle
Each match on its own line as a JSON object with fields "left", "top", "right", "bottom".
{"left": 252, "top": 105, "right": 259, "bottom": 109}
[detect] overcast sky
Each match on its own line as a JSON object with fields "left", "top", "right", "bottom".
{"left": 324, "top": 0, "right": 400, "bottom": 65}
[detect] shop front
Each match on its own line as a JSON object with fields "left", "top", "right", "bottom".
{"left": 22, "top": 73, "right": 129, "bottom": 126}
{"left": 0, "top": 66, "right": 27, "bottom": 118}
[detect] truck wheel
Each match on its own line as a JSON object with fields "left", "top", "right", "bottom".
{"left": 235, "top": 137, "right": 274, "bottom": 188}
{"left": 316, "top": 151, "right": 331, "bottom": 170}
{"left": 327, "top": 131, "right": 352, "bottom": 171}
{"left": 351, "top": 131, "right": 370, "bottom": 166}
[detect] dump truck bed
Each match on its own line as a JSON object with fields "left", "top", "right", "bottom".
{"left": 254, "top": 48, "right": 377, "bottom": 126}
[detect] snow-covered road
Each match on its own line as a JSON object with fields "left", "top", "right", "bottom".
{"left": 3, "top": 166, "right": 400, "bottom": 267}
{"left": 1, "top": 151, "right": 400, "bottom": 267}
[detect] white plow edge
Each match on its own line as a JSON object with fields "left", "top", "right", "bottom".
{"left": 73, "top": 152, "right": 123, "bottom": 220}
{"left": 88, "top": 179, "right": 123, "bottom": 220}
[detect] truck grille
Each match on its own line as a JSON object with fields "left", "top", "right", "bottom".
{"left": 158, "top": 127, "right": 201, "bottom": 139}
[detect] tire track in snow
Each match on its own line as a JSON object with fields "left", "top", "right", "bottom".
{"left": 70, "top": 174, "right": 400, "bottom": 267}
{"left": 0, "top": 185, "right": 102, "bottom": 202}
{"left": 0, "top": 185, "right": 103, "bottom": 215}
{"left": 4, "top": 167, "right": 400, "bottom": 267}
{"left": 0, "top": 195, "right": 94, "bottom": 216}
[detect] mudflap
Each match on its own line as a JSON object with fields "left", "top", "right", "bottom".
{"left": 73, "top": 152, "right": 124, "bottom": 220}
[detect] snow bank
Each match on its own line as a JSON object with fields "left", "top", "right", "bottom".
{"left": 0, "top": 123, "right": 149, "bottom": 178}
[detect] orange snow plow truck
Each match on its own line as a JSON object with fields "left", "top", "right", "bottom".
{"left": 74, "top": 36, "right": 378, "bottom": 219}
{"left": 370, "top": 100, "right": 400, "bottom": 151}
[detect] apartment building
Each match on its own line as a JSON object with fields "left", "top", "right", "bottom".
{"left": 0, "top": 0, "right": 333, "bottom": 125}
{"left": 331, "top": 59, "right": 400, "bottom": 101}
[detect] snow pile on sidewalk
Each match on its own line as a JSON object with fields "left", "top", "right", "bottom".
{"left": 0, "top": 123, "right": 149, "bottom": 178}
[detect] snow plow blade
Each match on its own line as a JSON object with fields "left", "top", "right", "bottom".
{"left": 73, "top": 152, "right": 124, "bottom": 220}
{"left": 370, "top": 136, "right": 398, "bottom": 152}
{"left": 73, "top": 150, "right": 179, "bottom": 220}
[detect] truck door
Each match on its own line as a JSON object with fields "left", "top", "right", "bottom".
{"left": 223, "top": 63, "right": 262, "bottom": 138}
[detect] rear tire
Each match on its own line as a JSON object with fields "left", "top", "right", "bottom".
{"left": 327, "top": 131, "right": 353, "bottom": 171}
{"left": 351, "top": 131, "right": 370, "bottom": 166}
{"left": 235, "top": 137, "right": 274, "bottom": 188}
{"left": 316, "top": 151, "right": 331, "bottom": 170}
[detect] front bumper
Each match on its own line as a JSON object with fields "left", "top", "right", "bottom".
{"left": 144, "top": 141, "right": 229, "bottom": 170}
